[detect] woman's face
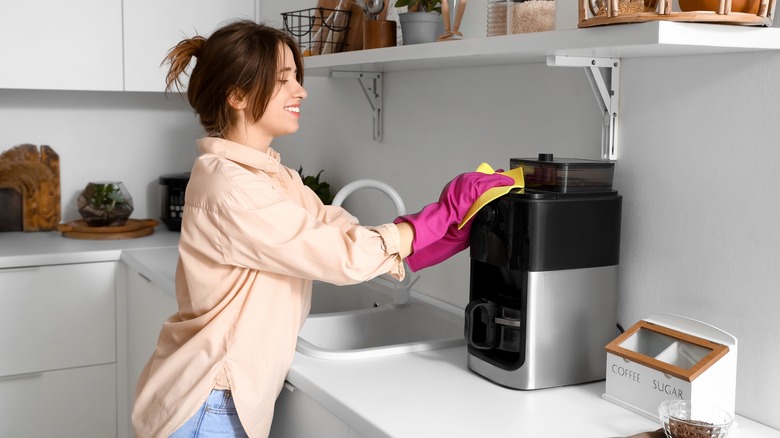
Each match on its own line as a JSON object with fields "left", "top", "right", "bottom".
{"left": 229, "top": 43, "right": 307, "bottom": 149}
{"left": 254, "top": 44, "right": 307, "bottom": 141}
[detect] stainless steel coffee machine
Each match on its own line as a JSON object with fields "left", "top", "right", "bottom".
{"left": 465, "top": 154, "right": 622, "bottom": 390}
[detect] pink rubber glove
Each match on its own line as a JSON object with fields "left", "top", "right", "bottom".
{"left": 394, "top": 172, "right": 514, "bottom": 271}
{"left": 402, "top": 221, "right": 473, "bottom": 271}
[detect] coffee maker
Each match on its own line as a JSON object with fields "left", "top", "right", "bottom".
{"left": 465, "top": 154, "right": 622, "bottom": 390}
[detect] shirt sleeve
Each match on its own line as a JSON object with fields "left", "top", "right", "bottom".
{"left": 208, "top": 171, "right": 405, "bottom": 284}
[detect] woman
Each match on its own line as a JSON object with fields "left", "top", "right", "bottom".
{"left": 132, "top": 20, "right": 512, "bottom": 437}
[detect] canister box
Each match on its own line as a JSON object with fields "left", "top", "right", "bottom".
{"left": 602, "top": 313, "right": 737, "bottom": 422}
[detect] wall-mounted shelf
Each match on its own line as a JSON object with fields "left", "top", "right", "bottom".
{"left": 307, "top": 21, "right": 780, "bottom": 156}
{"left": 305, "top": 22, "right": 780, "bottom": 75}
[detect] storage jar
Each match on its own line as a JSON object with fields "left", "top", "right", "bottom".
{"left": 507, "top": 0, "right": 556, "bottom": 34}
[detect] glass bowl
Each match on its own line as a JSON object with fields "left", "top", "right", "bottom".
{"left": 658, "top": 400, "right": 733, "bottom": 438}
{"left": 77, "top": 181, "right": 134, "bottom": 227}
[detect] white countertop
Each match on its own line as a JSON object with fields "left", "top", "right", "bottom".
{"left": 0, "top": 227, "right": 180, "bottom": 269}
{"left": 288, "top": 346, "right": 780, "bottom": 437}
{"left": 7, "top": 235, "right": 778, "bottom": 437}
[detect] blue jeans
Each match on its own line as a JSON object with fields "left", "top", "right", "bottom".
{"left": 169, "top": 390, "right": 248, "bottom": 438}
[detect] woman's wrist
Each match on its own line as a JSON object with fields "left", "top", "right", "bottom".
{"left": 395, "top": 221, "right": 415, "bottom": 259}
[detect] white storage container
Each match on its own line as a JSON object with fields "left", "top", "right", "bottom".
{"left": 602, "top": 313, "right": 737, "bottom": 422}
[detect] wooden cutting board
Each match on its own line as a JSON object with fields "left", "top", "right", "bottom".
{"left": 57, "top": 219, "right": 159, "bottom": 240}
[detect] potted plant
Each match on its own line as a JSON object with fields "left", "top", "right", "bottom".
{"left": 395, "top": 0, "right": 442, "bottom": 45}
{"left": 298, "top": 167, "right": 334, "bottom": 205}
{"left": 77, "top": 181, "right": 134, "bottom": 227}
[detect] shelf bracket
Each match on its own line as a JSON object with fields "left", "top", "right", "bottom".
{"left": 332, "top": 71, "right": 383, "bottom": 142}
{"left": 547, "top": 55, "right": 621, "bottom": 160}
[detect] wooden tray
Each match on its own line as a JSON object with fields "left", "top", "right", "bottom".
{"left": 578, "top": 0, "right": 776, "bottom": 27}
{"left": 57, "top": 218, "right": 159, "bottom": 240}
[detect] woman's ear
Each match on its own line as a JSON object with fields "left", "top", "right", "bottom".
{"left": 227, "top": 90, "right": 247, "bottom": 110}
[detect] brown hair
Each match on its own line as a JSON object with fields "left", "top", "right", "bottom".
{"left": 163, "top": 20, "right": 304, "bottom": 138}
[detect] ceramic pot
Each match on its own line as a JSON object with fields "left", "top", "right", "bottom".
{"left": 398, "top": 12, "right": 441, "bottom": 45}
{"left": 363, "top": 19, "right": 397, "bottom": 49}
{"left": 77, "top": 181, "right": 134, "bottom": 227}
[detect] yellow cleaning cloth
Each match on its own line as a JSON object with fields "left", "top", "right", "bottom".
{"left": 458, "top": 163, "right": 525, "bottom": 230}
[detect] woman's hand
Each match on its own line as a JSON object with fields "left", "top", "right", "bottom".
{"left": 394, "top": 171, "right": 514, "bottom": 271}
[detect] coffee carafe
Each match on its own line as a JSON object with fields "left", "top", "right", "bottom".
{"left": 465, "top": 154, "right": 622, "bottom": 390}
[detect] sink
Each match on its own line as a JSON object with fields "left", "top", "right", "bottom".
{"left": 298, "top": 285, "right": 465, "bottom": 360}
{"left": 310, "top": 279, "right": 396, "bottom": 314}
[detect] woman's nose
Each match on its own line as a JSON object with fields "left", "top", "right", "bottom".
{"left": 296, "top": 82, "right": 308, "bottom": 100}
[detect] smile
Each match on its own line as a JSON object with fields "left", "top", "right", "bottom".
{"left": 284, "top": 106, "right": 300, "bottom": 113}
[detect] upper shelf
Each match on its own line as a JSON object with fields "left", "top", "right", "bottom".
{"left": 303, "top": 21, "right": 780, "bottom": 76}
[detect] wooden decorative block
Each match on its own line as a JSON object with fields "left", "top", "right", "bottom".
{"left": 0, "top": 144, "right": 61, "bottom": 232}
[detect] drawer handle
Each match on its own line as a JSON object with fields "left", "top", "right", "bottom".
{"left": 0, "top": 371, "right": 43, "bottom": 382}
{"left": 0, "top": 266, "right": 40, "bottom": 274}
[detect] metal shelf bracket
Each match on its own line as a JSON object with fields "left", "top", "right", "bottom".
{"left": 332, "top": 71, "right": 383, "bottom": 142}
{"left": 547, "top": 55, "right": 621, "bottom": 160}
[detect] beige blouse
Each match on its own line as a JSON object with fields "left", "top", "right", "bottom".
{"left": 132, "top": 137, "right": 405, "bottom": 437}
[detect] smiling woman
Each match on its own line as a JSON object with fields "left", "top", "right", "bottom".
{"left": 131, "top": 19, "right": 514, "bottom": 438}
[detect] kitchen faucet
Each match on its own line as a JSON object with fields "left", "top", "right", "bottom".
{"left": 332, "top": 179, "right": 417, "bottom": 304}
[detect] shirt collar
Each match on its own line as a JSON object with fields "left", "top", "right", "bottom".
{"left": 196, "top": 137, "right": 282, "bottom": 173}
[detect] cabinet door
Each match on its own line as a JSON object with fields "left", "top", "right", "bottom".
{"left": 0, "top": 262, "right": 116, "bottom": 378}
{"left": 271, "top": 383, "right": 365, "bottom": 438}
{"left": 0, "top": 363, "right": 116, "bottom": 438}
{"left": 0, "top": 0, "right": 123, "bottom": 91}
{"left": 126, "top": 265, "right": 177, "bottom": 435}
{"left": 123, "top": 0, "right": 256, "bottom": 92}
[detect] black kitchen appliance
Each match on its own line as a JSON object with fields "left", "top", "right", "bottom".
{"left": 159, "top": 173, "right": 190, "bottom": 231}
{"left": 465, "top": 154, "right": 622, "bottom": 390}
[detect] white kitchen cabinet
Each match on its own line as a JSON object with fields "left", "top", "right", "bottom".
{"left": 122, "top": 0, "right": 257, "bottom": 92}
{"left": 271, "top": 383, "right": 365, "bottom": 438}
{"left": 0, "top": 0, "right": 123, "bottom": 91}
{"left": 0, "top": 261, "right": 117, "bottom": 437}
{"left": 124, "top": 264, "right": 177, "bottom": 437}
{"left": 0, "top": 364, "right": 117, "bottom": 438}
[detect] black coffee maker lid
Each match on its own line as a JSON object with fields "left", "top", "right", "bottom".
{"left": 510, "top": 153, "right": 615, "bottom": 193}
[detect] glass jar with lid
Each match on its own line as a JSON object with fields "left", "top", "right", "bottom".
{"left": 507, "top": 0, "right": 556, "bottom": 34}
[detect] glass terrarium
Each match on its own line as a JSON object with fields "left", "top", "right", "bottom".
{"left": 77, "top": 181, "right": 134, "bottom": 227}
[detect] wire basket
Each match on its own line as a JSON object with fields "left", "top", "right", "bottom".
{"left": 282, "top": 7, "right": 352, "bottom": 56}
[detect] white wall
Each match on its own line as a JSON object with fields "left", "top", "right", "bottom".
{"left": 1, "top": 3, "right": 777, "bottom": 429}
{"left": 0, "top": 90, "right": 200, "bottom": 222}
{"left": 269, "top": 4, "right": 780, "bottom": 428}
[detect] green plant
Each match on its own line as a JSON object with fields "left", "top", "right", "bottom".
{"left": 394, "top": 0, "right": 442, "bottom": 13}
{"left": 78, "top": 181, "right": 134, "bottom": 227}
{"left": 89, "top": 183, "right": 126, "bottom": 211}
{"left": 298, "top": 167, "right": 334, "bottom": 205}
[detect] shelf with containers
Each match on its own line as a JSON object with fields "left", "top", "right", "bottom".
{"left": 301, "top": 21, "right": 780, "bottom": 159}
